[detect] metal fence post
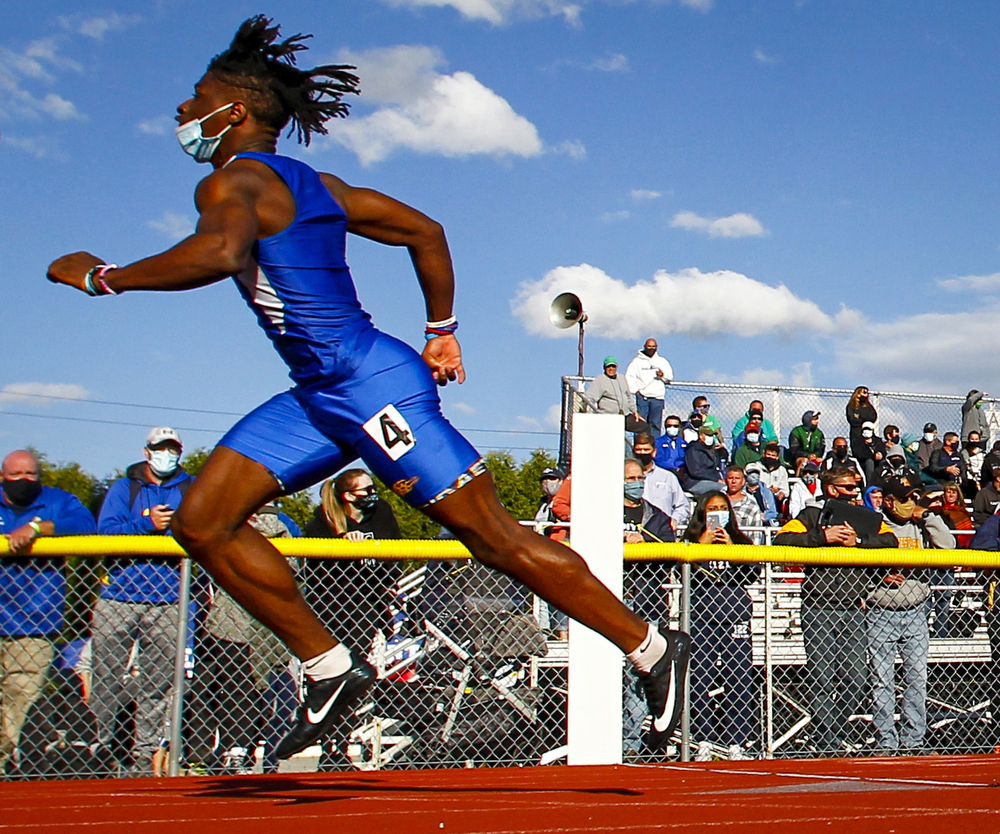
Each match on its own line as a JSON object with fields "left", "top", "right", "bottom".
{"left": 167, "top": 557, "right": 193, "bottom": 777}
{"left": 679, "top": 562, "right": 691, "bottom": 762}
{"left": 763, "top": 561, "right": 774, "bottom": 759}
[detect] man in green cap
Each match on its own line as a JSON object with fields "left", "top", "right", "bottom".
{"left": 585, "top": 357, "right": 643, "bottom": 430}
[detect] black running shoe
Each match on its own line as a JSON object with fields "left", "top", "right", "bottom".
{"left": 640, "top": 630, "right": 692, "bottom": 751}
{"left": 274, "top": 653, "right": 377, "bottom": 761}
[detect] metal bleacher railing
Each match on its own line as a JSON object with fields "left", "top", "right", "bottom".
{"left": 3, "top": 533, "right": 1000, "bottom": 780}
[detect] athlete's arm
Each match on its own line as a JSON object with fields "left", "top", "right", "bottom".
{"left": 47, "top": 168, "right": 262, "bottom": 294}
{"left": 321, "top": 173, "right": 465, "bottom": 386}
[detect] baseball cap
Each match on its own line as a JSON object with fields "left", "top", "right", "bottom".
{"left": 146, "top": 426, "right": 182, "bottom": 448}
{"left": 924, "top": 422, "right": 937, "bottom": 433}
{"left": 540, "top": 467, "right": 565, "bottom": 480}
{"left": 603, "top": 356, "right": 618, "bottom": 367}
{"left": 882, "top": 475, "right": 921, "bottom": 501}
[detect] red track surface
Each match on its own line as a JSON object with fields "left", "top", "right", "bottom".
{"left": 5, "top": 756, "right": 1000, "bottom": 833}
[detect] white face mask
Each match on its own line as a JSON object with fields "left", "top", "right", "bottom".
{"left": 924, "top": 432, "right": 936, "bottom": 442}
{"left": 862, "top": 429, "right": 873, "bottom": 439}
{"left": 541, "top": 479, "right": 561, "bottom": 497}
{"left": 682, "top": 428, "right": 698, "bottom": 443}
{"left": 706, "top": 510, "right": 730, "bottom": 530}
{"left": 665, "top": 426, "right": 680, "bottom": 438}
{"left": 148, "top": 449, "right": 181, "bottom": 478}
{"left": 175, "top": 102, "right": 236, "bottom": 163}
{"left": 746, "top": 432, "right": 760, "bottom": 444}
{"left": 702, "top": 435, "right": 715, "bottom": 447}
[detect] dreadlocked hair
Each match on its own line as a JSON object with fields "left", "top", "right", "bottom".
{"left": 206, "top": 15, "right": 360, "bottom": 146}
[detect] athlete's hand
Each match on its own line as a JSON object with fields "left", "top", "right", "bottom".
{"left": 47, "top": 252, "right": 103, "bottom": 292}
{"left": 422, "top": 333, "right": 466, "bottom": 386}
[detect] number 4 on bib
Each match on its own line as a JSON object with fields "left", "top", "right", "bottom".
{"left": 363, "top": 404, "right": 416, "bottom": 461}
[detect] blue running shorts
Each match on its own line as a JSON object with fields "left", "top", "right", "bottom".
{"left": 219, "top": 331, "right": 482, "bottom": 507}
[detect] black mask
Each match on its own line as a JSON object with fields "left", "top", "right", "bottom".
{"left": 355, "top": 493, "right": 379, "bottom": 513}
{"left": 1, "top": 478, "right": 42, "bottom": 507}
{"left": 635, "top": 453, "right": 653, "bottom": 469}
{"left": 834, "top": 448, "right": 848, "bottom": 460}
{"left": 763, "top": 458, "right": 780, "bottom": 471}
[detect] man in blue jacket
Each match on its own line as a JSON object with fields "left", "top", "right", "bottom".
{"left": 92, "top": 427, "right": 193, "bottom": 775}
{"left": 0, "top": 449, "right": 96, "bottom": 774}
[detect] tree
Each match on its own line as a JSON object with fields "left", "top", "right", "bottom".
{"left": 32, "top": 448, "right": 103, "bottom": 515}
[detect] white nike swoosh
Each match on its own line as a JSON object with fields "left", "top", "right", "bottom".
{"left": 306, "top": 681, "right": 347, "bottom": 725}
{"left": 652, "top": 666, "right": 677, "bottom": 733}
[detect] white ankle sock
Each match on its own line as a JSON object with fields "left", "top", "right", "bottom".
{"left": 626, "top": 624, "right": 667, "bottom": 674}
{"left": 301, "top": 644, "right": 352, "bottom": 681}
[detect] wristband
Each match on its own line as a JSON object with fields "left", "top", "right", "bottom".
{"left": 28, "top": 520, "right": 42, "bottom": 536}
{"left": 83, "top": 264, "right": 119, "bottom": 296}
{"left": 425, "top": 315, "right": 458, "bottom": 340}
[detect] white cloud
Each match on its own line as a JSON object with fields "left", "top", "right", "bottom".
{"left": 517, "top": 415, "right": 542, "bottom": 429}
{"left": 670, "top": 210, "right": 768, "bottom": 238}
{"left": 551, "top": 139, "right": 586, "bottom": 159}
{"left": 512, "top": 263, "right": 854, "bottom": 339}
{"left": 545, "top": 403, "right": 562, "bottom": 430}
{"left": 937, "top": 272, "right": 1000, "bottom": 293}
{"left": 2, "top": 134, "right": 66, "bottom": 161}
{"left": 451, "top": 402, "right": 477, "bottom": 414}
{"left": 590, "top": 53, "right": 629, "bottom": 72}
{"left": 0, "top": 383, "right": 89, "bottom": 408}
{"left": 328, "top": 46, "right": 543, "bottom": 164}
{"left": 696, "top": 362, "right": 813, "bottom": 387}
{"left": 379, "top": 0, "right": 583, "bottom": 25}
{"left": 600, "top": 210, "right": 630, "bottom": 222}
{"left": 58, "top": 12, "right": 141, "bottom": 40}
{"left": 631, "top": 189, "right": 662, "bottom": 201}
{"left": 148, "top": 212, "right": 195, "bottom": 240}
{"left": 753, "top": 48, "right": 779, "bottom": 65}
{"left": 136, "top": 115, "right": 175, "bottom": 136}
{"left": 0, "top": 37, "right": 85, "bottom": 122}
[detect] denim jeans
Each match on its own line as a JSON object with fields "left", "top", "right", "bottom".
{"left": 635, "top": 394, "right": 664, "bottom": 438}
{"left": 800, "top": 606, "right": 867, "bottom": 753}
{"left": 866, "top": 604, "right": 929, "bottom": 750}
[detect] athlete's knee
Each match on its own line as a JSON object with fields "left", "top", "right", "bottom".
{"left": 171, "top": 498, "right": 224, "bottom": 553}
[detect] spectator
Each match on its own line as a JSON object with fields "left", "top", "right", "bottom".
{"left": 883, "top": 425, "right": 901, "bottom": 449}
{"left": 863, "top": 485, "right": 884, "bottom": 514}
{"left": 851, "top": 421, "right": 885, "bottom": 485}
{"left": 733, "top": 420, "right": 764, "bottom": 468}
{"left": 973, "top": 466, "right": 1000, "bottom": 525}
{"left": 982, "top": 441, "right": 1000, "bottom": 489}
{"left": 962, "top": 431, "right": 987, "bottom": 487}
{"left": 632, "top": 434, "right": 690, "bottom": 530}
{"left": 624, "top": 339, "right": 673, "bottom": 438}
{"left": 901, "top": 433, "right": 928, "bottom": 481}
{"left": 653, "top": 415, "right": 687, "bottom": 474}
{"left": 683, "top": 491, "right": 759, "bottom": 761}
{"left": 533, "top": 467, "right": 565, "bottom": 537}
{"left": 584, "top": 357, "right": 643, "bottom": 431}
{"left": 961, "top": 389, "right": 990, "bottom": 442}
{"left": 743, "top": 462, "right": 779, "bottom": 526}
{"left": 724, "top": 466, "right": 763, "bottom": 544}
{"left": 822, "top": 437, "right": 865, "bottom": 485}
{"left": 788, "top": 411, "right": 825, "bottom": 474}
{"left": 691, "top": 395, "right": 722, "bottom": 436}
{"left": 93, "top": 427, "right": 193, "bottom": 776}
{"left": 623, "top": 458, "right": 675, "bottom": 544}
{"left": 731, "top": 400, "right": 778, "bottom": 451}
{"left": 0, "top": 449, "right": 96, "bottom": 776}
{"left": 941, "top": 482, "right": 973, "bottom": 546}
{"left": 925, "top": 432, "right": 969, "bottom": 491}
{"left": 774, "top": 467, "right": 898, "bottom": 755}
{"left": 758, "top": 443, "right": 790, "bottom": 509}
{"left": 682, "top": 426, "right": 727, "bottom": 495}
{"left": 869, "top": 478, "right": 954, "bottom": 752}
{"left": 788, "top": 460, "right": 823, "bottom": 519}
{"left": 916, "top": 423, "right": 943, "bottom": 472}
{"left": 846, "top": 386, "right": 877, "bottom": 450}
{"left": 874, "top": 444, "right": 921, "bottom": 490}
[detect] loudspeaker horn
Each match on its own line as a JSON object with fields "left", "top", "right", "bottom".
{"left": 549, "top": 292, "right": 587, "bottom": 329}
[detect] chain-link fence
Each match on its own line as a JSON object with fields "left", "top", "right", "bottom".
{"left": 3, "top": 541, "right": 1000, "bottom": 780}
{"left": 559, "top": 378, "right": 999, "bottom": 471}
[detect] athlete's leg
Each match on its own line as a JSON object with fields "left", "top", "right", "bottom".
{"left": 171, "top": 446, "right": 335, "bottom": 660}
{"left": 421, "top": 472, "right": 647, "bottom": 653}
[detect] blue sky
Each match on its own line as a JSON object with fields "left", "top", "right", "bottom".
{"left": 3, "top": 0, "right": 1000, "bottom": 480}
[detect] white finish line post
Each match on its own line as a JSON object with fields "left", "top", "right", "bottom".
{"left": 566, "top": 413, "right": 624, "bottom": 765}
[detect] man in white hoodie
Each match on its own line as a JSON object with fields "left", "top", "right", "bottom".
{"left": 625, "top": 338, "right": 673, "bottom": 438}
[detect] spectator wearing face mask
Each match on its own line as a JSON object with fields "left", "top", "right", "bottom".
{"left": 925, "top": 432, "right": 968, "bottom": 489}
{"left": 872, "top": 448, "right": 917, "bottom": 492}
{"left": 788, "top": 461, "right": 823, "bottom": 519}
{"left": 691, "top": 396, "right": 722, "bottom": 436}
{"left": 851, "top": 421, "right": 885, "bottom": 485}
{"left": 758, "top": 442, "right": 789, "bottom": 508}
{"left": 733, "top": 420, "right": 765, "bottom": 469}
{"left": 961, "top": 389, "right": 990, "bottom": 442}
{"left": 682, "top": 426, "right": 727, "bottom": 495}
{"left": 624, "top": 339, "right": 673, "bottom": 438}
{"left": 846, "top": 386, "right": 877, "bottom": 450}
{"left": 92, "top": 427, "right": 194, "bottom": 776}
{"left": 981, "top": 442, "right": 1000, "bottom": 489}
{"left": 653, "top": 415, "right": 687, "bottom": 473}
{"left": 973, "top": 466, "right": 1000, "bottom": 526}
{"left": 916, "top": 423, "right": 943, "bottom": 471}
{"left": 962, "top": 431, "right": 987, "bottom": 487}
{"left": 532, "top": 467, "right": 565, "bottom": 537}
{"left": 633, "top": 434, "right": 690, "bottom": 530}
{"left": 743, "top": 462, "right": 779, "bottom": 526}
{"left": 822, "top": 437, "right": 865, "bottom": 486}
{"left": 788, "top": 412, "right": 825, "bottom": 475}
{"left": 883, "top": 424, "right": 901, "bottom": 450}
{"left": 731, "top": 400, "right": 778, "bottom": 452}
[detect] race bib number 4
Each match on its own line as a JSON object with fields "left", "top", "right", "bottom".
{"left": 363, "top": 404, "right": 416, "bottom": 461}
